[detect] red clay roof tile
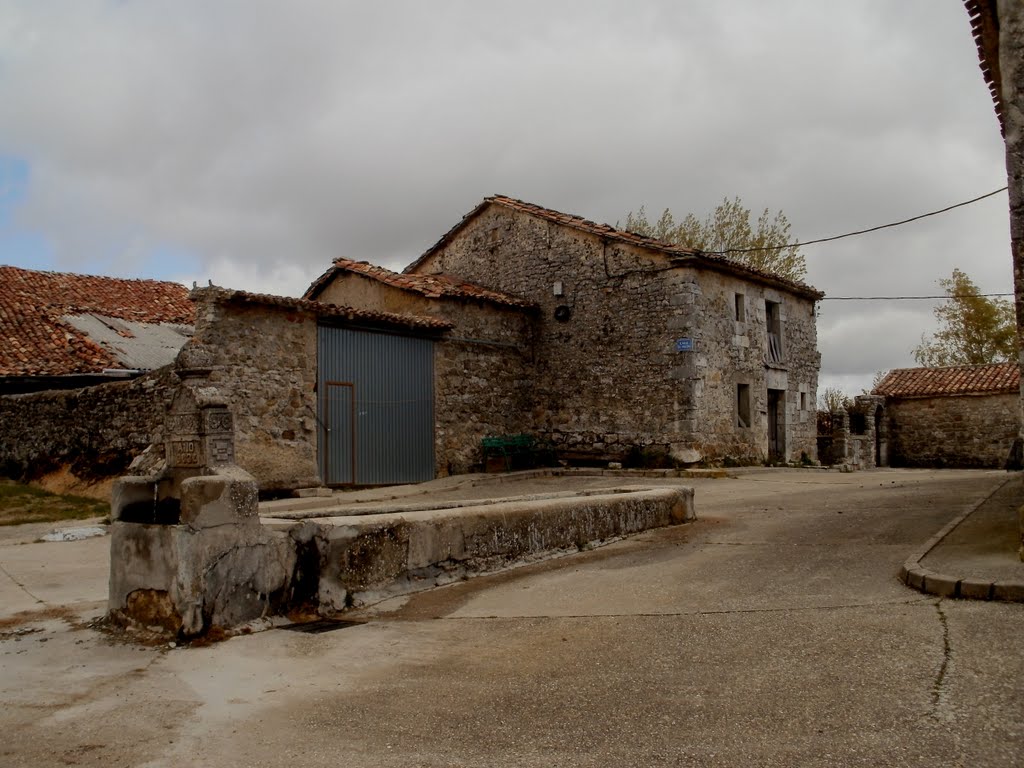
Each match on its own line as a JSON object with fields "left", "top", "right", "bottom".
{"left": 0, "top": 265, "right": 193, "bottom": 377}
{"left": 963, "top": 0, "right": 1004, "bottom": 136}
{"left": 873, "top": 362, "right": 1019, "bottom": 398}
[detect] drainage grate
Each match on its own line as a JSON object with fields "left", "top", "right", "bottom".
{"left": 280, "top": 619, "right": 366, "bottom": 634}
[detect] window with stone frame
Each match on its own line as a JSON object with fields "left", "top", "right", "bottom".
{"left": 734, "top": 293, "right": 746, "bottom": 322}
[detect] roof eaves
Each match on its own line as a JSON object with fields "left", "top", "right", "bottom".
{"left": 403, "top": 199, "right": 493, "bottom": 275}
{"left": 303, "top": 264, "right": 340, "bottom": 301}
{"left": 329, "top": 257, "right": 537, "bottom": 311}
{"left": 193, "top": 286, "right": 453, "bottom": 331}
{"left": 963, "top": 0, "right": 1004, "bottom": 136}
{"left": 873, "top": 361, "right": 1020, "bottom": 397}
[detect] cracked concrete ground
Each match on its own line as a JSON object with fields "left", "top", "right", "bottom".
{"left": 1, "top": 468, "right": 1022, "bottom": 767}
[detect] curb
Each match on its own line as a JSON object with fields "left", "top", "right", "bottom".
{"left": 899, "top": 475, "right": 1024, "bottom": 603}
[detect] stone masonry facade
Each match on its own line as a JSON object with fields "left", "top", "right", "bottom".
{"left": 4, "top": 198, "right": 822, "bottom": 490}
{"left": 1, "top": 282, "right": 532, "bottom": 490}
{"left": 189, "top": 291, "right": 322, "bottom": 490}
{"left": 176, "top": 284, "right": 534, "bottom": 487}
{"left": 408, "top": 201, "right": 820, "bottom": 464}
{"left": 0, "top": 366, "right": 176, "bottom": 482}
{"left": 886, "top": 392, "right": 1018, "bottom": 469}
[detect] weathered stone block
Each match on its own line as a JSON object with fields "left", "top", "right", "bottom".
{"left": 670, "top": 445, "right": 702, "bottom": 466}
{"left": 408, "top": 519, "right": 467, "bottom": 570}
{"left": 179, "top": 467, "right": 259, "bottom": 530}
{"left": 330, "top": 524, "right": 411, "bottom": 592}
{"left": 108, "top": 522, "right": 177, "bottom": 613}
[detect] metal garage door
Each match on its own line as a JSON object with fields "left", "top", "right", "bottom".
{"left": 317, "top": 326, "right": 435, "bottom": 485}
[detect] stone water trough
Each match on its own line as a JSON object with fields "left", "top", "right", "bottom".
{"left": 259, "top": 484, "right": 695, "bottom": 614}
{"left": 108, "top": 349, "right": 695, "bottom": 639}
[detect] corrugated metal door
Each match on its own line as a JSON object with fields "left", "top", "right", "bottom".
{"left": 318, "top": 326, "right": 435, "bottom": 485}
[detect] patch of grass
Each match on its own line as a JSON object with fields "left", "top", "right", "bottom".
{"left": 0, "top": 478, "right": 109, "bottom": 526}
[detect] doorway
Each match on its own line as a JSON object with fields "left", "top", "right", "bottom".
{"left": 767, "top": 388, "right": 786, "bottom": 461}
{"left": 317, "top": 326, "right": 435, "bottom": 485}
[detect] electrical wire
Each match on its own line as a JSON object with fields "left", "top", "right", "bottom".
{"left": 823, "top": 292, "right": 1014, "bottom": 301}
{"left": 703, "top": 186, "right": 1009, "bottom": 255}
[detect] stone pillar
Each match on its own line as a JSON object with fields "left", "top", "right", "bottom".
{"left": 853, "top": 394, "right": 886, "bottom": 470}
{"left": 831, "top": 410, "right": 850, "bottom": 468}
{"left": 108, "top": 343, "right": 297, "bottom": 638}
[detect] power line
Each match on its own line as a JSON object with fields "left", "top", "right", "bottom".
{"left": 822, "top": 292, "right": 1013, "bottom": 301}
{"left": 704, "top": 186, "right": 1009, "bottom": 255}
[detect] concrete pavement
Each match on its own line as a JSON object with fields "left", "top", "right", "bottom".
{"left": 901, "top": 472, "right": 1024, "bottom": 600}
{"left": 1, "top": 468, "right": 1022, "bottom": 766}
{"left": 0, "top": 518, "right": 108, "bottom": 620}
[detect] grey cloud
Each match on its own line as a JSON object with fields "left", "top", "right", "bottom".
{"left": 0, "top": 0, "right": 1011, "bottom": 388}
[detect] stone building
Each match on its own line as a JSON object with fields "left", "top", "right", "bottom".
{"left": 873, "top": 362, "right": 1020, "bottom": 468}
{"left": 189, "top": 272, "right": 534, "bottom": 489}
{"left": 300, "top": 196, "right": 823, "bottom": 482}
{"left": 3, "top": 197, "right": 825, "bottom": 490}
{"left": 396, "top": 195, "right": 823, "bottom": 467}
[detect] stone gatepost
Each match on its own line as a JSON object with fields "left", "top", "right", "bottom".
{"left": 853, "top": 394, "right": 886, "bottom": 469}
{"left": 830, "top": 410, "right": 850, "bottom": 468}
{"left": 108, "top": 344, "right": 296, "bottom": 638}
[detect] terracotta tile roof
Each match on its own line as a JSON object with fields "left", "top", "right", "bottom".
{"left": 0, "top": 265, "right": 194, "bottom": 377}
{"left": 963, "top": 0, "right": 1004, "bottom": 136}
{"left": 404, "top": 195, "right": 824, "bottom": 300}
{"left": 305, "top": 258, "right": 537, "bottom": 310}
{"left": 195, "top": 286, "right": 452, "bottom": 331}
{"left": 873, "top": 362, "right": 1020, "bottom": 398}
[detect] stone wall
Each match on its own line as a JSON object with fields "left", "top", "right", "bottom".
{"left": 886, "top": 392, "right": 1018, "bottom": 468}
{"left": 671, "top": 266, "right": 819, "bottom": 463}
{"left": 824, "top": 395, "right": 886, "bottom": 469}
{"left": 190, "top": 292, "right": 321, "bottom": 490}
{"left": 0, "top": 366, "right": 176, "bottom": 481}
{"left": 413, "top": 205, "right": 820, "bottom": 464}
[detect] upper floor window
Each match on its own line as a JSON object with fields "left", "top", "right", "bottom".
{"left": 765, "top": 300, "right": 783, "bottom": 362}
{"left": 734, "top": 293, "right": 746, "bottom": 322}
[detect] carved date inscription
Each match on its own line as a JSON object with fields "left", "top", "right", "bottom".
{"left": 168, "top": 439, "right": 202, "bottom": 468}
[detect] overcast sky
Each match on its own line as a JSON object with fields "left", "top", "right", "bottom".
{"left": 0, "top": 1, "right": 1011, "bottom": 398}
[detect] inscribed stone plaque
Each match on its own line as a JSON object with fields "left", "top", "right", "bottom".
{"left": 204, "top": 409, "right": 233, "bottom": 434}
{"left": 165, "top": 413, "right": 201, "bottom": 434}
{"left": 206, "top": 436, "right": 234, "bottom": 465}
{"left": 168, "top": 439, "right": 202, "bottom": 468}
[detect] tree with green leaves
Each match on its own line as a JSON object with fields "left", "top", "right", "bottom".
{"left": 623, "top": 197, "right": 807, "bottom": 282}
{"left": 912, "top": 268, "right": 1015, "bottom": 367}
